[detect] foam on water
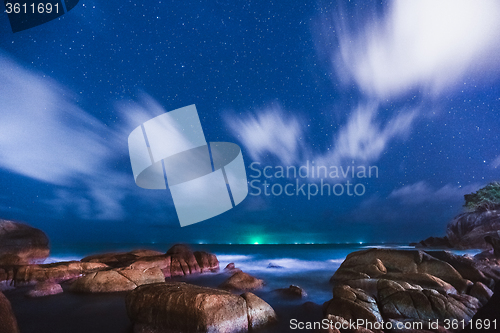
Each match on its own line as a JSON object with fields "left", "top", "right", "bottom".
{"left": 44, "top": 255, "right": 84, "bottom": 264}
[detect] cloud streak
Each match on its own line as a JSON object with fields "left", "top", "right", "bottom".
{"left": 388, "top": 181, "right": 480, "bottom": 205}
{"left": 225, "top": 105, "right": 305, "bottom": 165}
{"left": 227, "top": 103, "right": 416, "bottom": 171}
{"left": 316, "top": 104, "right": 417, "bottom": 166}
{"left": 331, "top": 0, "right": 500, "bottom": 98}
{"left": 0, "top": 53, "right": 168, "bottom": 220}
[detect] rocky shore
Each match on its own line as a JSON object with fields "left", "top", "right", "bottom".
{"left": 324, "top": 248, "right": 500, "bottom": 333}
{"left": 2, "top": 217, "right": 500, "bottom": 333}
{"left": 0, "top": 219, "right": 278, "bottom": 332}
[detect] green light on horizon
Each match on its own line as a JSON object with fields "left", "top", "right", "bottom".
{"left": 249, "top": 236, "right": 264, "bottom": 245}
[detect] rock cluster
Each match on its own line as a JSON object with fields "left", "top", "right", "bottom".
{"left": 1, "top": 244, "right": 219, "bottom": 294}
{"left": 126, "top": 282, "right": 277, "bottom": 333}
{"left": 325, "top": 249, "right": 500, "bottom": 333}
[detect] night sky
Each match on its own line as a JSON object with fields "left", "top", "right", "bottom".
{"left": 1, "top": 0, "right": 500, "bottom": 245}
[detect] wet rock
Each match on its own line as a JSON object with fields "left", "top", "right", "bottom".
{"left": 0, "top": 290, "right": 20, "bottom": 333}
{"left": 0, "top": 219, "right": 49, "bottom": 265}
{"left": 447, "top": 210, "right": 500, "bottom": 249}
{"left": 414, "top": 236, "right": 452, "bottom": 249}
{"left": 81, "top": 244, "right": 219, "bottom": 278}
{"left": 225, "top": 263, "right": 236, "bottom": 270}
{"left": 193, "top": 251, "right": 219, "bottom": 273}
{"left": 469, "top": 281, "right": 493, "bottom": 306}
{"left": 241, "top": 292, "right": 278, "bottom": 329}
{"left": 462, "top": 280, "right": 500, "bottom": 332}
{"left": 267, "top": 263, "right": 284, "bottom": 269}
{"left": 26, "top": 281, "right": 63, "bottom": 297}
{"left": 326, "top": 249, "right": 494, "bottom": 332}
{"left": 3, "top": 261, "right": 109, "bottom": 286}
{"left": 81, "top": 249, "right": 164, "bottom": 267}
{"left": 69, "top": 267, "right": 164, "bottom": 293}
{"left": 219, "top": 271, "right": 264, "bottom": 291}
{"left": 126, "top": 282, "right": 277, "bottom": 333}
{"left": 274, "top": 285, "right": 307, "bottom": 298}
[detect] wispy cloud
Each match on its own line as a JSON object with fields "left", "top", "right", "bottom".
{"left": 330, "top": 0, "right": 500, "bottom": 98}
{"left": 227, "top": 103, "right": 416, "bottom": 171}
{"left": 315, "top": 104, "right": 417, "bottom": 166}
{"left": 0, "top": 53, "right": 168, "bottom": 220}
{"left": 492, "top": 156, "right": 500, "bottom": 169}
{"left": 388, "top": 181, "right": 481, "bottom": 205}
{"left": 225, "top": 105, "right": 305, "bottom": 165}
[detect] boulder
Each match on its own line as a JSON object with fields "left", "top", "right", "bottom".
{"left": 323, "top": 285, "right": 383, "bottom": 329}
{"left": 81, "top": 244, "right": 219, "bottom": 278}
{"left": 331, "top": 249, "right": 469, "bottom": 293}
{"left": 0, "top": 290, "right": 20, "bottom": 333}
{"left": 193, "top": 251, "right": 219, "bottom": 272}
{"left": 2, "top": 261, "right": 109, "bottom": 286}
{"left": 167, "top": 244, "right": 201, "bottom": 275}
{"left": 81, "top": 249, "right": 163, "bottom": 267}
{"left": 326, "top": 249, "right": 495, "bottom": 332}
{"left": 267, "top": 263, "right": 284, "bottom": 269}
{"left": 241, "top": 292, "right": 278, "bottom": 329}
{"left": 219, "top": 271, "right": 264, "bottom": 291}
{"left": 225, "top": 263, "right": 236, "bottom": 270}
{"left": 484, "top": 235, "right": 500, "bottom": 257}
{"left": 447, "top": 210, "right": 500, "bottom": 249}
{"left": 414, "top": 236, "right": 452, "bottom": 248}
{"left": 425, "top": 251, "right": 495, "bottom": 288}
{"left": 377, "top": 279, "right": 479, "bottom": 322}
{"left": 69, "top": 267, "right": 164, "bottom": 293}
{"left": 274, "top": 285, "right": 307, "bottom": 298}
{"left": 462, "top": 280, "right": 500, "bottom": 332}
{"left": 469, "top": 282, "right": 493, "bottom": 306}
{"left": 0, "top": 219, "right": 49, "bottom": 265}
{"left": 126, "top": 282, "right": 277, "bottom": 333}
{"left": 26, "top": 281, "right": 63, "bottom": 297}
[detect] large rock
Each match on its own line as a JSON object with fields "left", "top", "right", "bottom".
{"left": 81, "top": 244, "right": 219, "bottom": 278}
{"left": 1, "top": 261, "right": 109, "bottom": 287}
{"left": 241, "top": 292, "right": 278, "bottom": 329}
{"left": 331, "top": 249, "right": 469, "bottom": 293}
{"left": 0, "top": 290, "right": 20, "bottom": 333}
{"left": 126, "top": 282, "right": 277, "bottom": 333}
{"left": 193, "top": 251, "right": 219, "bottom": 273}
{"left": 323, "top": 284, "right": 383, "bottom": 333}
{"left": 274, "top": 285, "right": 307, "bottom": 298}
{"left": 0, "top": 219, "right": 49, "bottom": 265}
{"left": 81, "top": 249, "right": 163, "bottom": 267}
{"left": 326, "top": 249, "right": 498, "bottom": 332}
{"left": 69, "top": 267, "right": 165, "bottom": 293}
{"left": 26, "top": 281, "right": 63, "bottom": 297}
{"left": 377, "top": 278, "right": 479, "bottom": 322}
{"left": 469, "top": 282, "right": 493, "bottom": 306}
{"left": 413, "top": 236, "right": 452, "bottom": 249}
{"left": 447, "top": 210, "right": 500, "bottom": 249}
{"left": 462, "top": 280, "right": 500, "bottom": 332}
{"left": 219, "top": 271, "right": 264, "bottom": 291}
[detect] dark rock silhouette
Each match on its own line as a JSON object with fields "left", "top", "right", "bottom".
{"left": 0, "top": 219, "right": 49, "bottom": 265}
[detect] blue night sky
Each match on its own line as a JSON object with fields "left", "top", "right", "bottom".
{"left": 0, "top": 0, "right": 499, "bottom": 245}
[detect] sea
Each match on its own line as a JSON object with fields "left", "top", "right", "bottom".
{"left": 6, "top": 243, "right": 482, "bottom": 333}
